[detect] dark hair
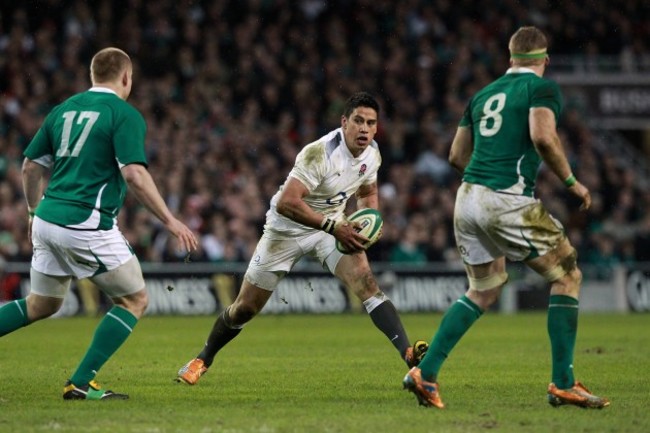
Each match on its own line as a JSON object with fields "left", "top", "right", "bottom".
{"left": 343, "top": 91, "right": 380, "bottom": 117}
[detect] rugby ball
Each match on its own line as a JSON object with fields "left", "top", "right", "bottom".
{"left": 336, "top": 208, "right": 383, "bottom": 254}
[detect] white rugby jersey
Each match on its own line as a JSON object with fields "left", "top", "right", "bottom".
{"left": 264, "top": 128, "right": 381, "bottom": 236}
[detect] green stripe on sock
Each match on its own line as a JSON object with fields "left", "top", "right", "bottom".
{"left": 70, "top": 306, "right": 138, "bottom": 386}
{"left": 548, "top": 294, "right": 578, "bottom": 389}
{"left": 419, "top": 296, "right": 483, "bottom": 381}
{"left": 0, "top": 299, "right": 30, "bottom": 336}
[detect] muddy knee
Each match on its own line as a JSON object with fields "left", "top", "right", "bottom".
{"left": 229, "top": 302, "right": 260, "bottom": 325}
{"left": 542, "top": 248, "right": 578, "bottom": 282}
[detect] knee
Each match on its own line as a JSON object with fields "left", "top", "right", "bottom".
{"left": 117, "top": 289, "right": 148, "bottom": 318}
{"left": 26, "top": 295, "right": 62, "bottom": 321}
{"left": 351, "top": 269, "right": 379, "bottom": 300}
{"left": 229, "top": 301, "right": 260, "bottom": 325}
{"left": 550, "top": 267, "right": 582, "bottom": 297}
{"left": 136, "top": 289, "right": 149, "bottom": 312}
{"left": 548, "top": 248, "right": 582, "bottom": 297}
{"left": 467, "top": 287, "right": 501, "bottom": 310}
{"left": 568, "top": 266, "right": 582, "bottom": 285}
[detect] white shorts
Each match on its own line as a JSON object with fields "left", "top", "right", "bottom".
{"left": 31, "top": 216, "right": 136, "bottom": 279}
{"left": 30, "top": 256, "right": 145, "bottom": 298}
{"left": 454, "top": 183, "right": 565, "bottom": 265}
{"left": 245, "top": 229, "right": 343, "bottom": 291}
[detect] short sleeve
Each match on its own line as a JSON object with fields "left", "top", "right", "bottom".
{"left": 24, "top": 114, "right": 54, "bottom": 167}
{"left": 113, "top": 104, "right": 148, "bottom": 167}
{"left": 458, "top": 98, "right": 474, "bottom": 128}
{"left": 531, "top": 79, "right": 563, "bottom": 121}
{"left": 288, "top": 143, "right": 326, "bottom": 192}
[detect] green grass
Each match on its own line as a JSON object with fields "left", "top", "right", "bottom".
{"left": 1, "top": 313, "right": 649, "bottom": 433}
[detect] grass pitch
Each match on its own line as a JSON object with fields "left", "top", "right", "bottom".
{"left": 0, "top": 312, "right": 648, "bottom": 433}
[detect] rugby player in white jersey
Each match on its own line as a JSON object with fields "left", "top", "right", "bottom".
{"left": 177, "top": 92, "right": 427, "bottom": 385}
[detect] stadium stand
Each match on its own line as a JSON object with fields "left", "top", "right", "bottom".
{"left": 1, "top": 0, "right": 649, "bottom": 289}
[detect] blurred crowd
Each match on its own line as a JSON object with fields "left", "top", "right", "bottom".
{"left": 1, "top": 0, "right": 650, "bottom": 282}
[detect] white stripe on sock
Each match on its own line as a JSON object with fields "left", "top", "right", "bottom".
{"left": 107, "top": 312, "right": 133, "bottom": 332}
{"left": 14, "top": 300, "right": 25, "bottom": 318}
{"left": 457, "top": 298, "right": 477, "bottom": 313}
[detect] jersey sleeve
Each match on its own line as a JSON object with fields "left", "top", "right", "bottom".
{"left": 113, "top": 104, "right": 148, "bottom": 167}
{"left": 458, "top": 98, "right": 474, "bottom": 127}
{"left": 23, "top": 114, "right": 54, "bottom": 168}
{"left": 531, "top": 79, "right": 563, "bottom": 121}
{"left": 288, "top": 143, "right": 326, "bottom": 192}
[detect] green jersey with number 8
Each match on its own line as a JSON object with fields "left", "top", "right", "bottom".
{"left": 459, "top": 69, "right": 562, "bottom": 197}
{"left": 24, "top": 88, "right": 148, "bottom": 230}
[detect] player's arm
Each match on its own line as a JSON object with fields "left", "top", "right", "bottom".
{"left": 448, "top": 126, "right": 473, "bottom": 173}
{"left": 530, "top": 107, "right": 591, "bottom": 210}
{"left": 276, "top": 177, "right": 328, "bottom": 228}
{"left": 276, "top": 177, "right": 367, "bottom": 252}
{"left": 355, "top": 181, "right": 378, "bottom": 210}
{"left": 22, "top": 157, "right": 48, "bottom": 240}
{"left": 121, "top": 163, "right": 198, "bottom": 252}
{"left": 22, "top": 158, "right": 48, "bottom": 214}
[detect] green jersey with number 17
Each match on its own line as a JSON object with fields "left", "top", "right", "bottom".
{"left": 24, "top": 87, "right": 148, "bottom": 230}
{"left": 459, "top": 69, "right": 562, "bottom": 197}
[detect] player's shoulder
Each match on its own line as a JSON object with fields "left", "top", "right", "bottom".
{"left": 530, "top": 74, "right": 560, "bottom": 88}
{"left": 527, "top": 75, "right": 562, "bottom": 103}
{"left": 42, "top": 92, "right": 86, "bottom": 123}
{"left": 300, "top": 129, "right": 342, "bottom": 157}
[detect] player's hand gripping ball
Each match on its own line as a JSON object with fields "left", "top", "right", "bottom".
{"left": 336, "top": 208, "right": 383, "bottom": 254}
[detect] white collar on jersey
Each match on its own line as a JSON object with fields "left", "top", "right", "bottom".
{"left": 505, "top": 67, "right": 536, "bottom": 74}
{"left": 88, "top": 86, "right": 118, "bottom": 95}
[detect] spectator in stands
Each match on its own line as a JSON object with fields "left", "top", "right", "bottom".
{"left": 0, "top": 0, "right": 647, "bottom": 276}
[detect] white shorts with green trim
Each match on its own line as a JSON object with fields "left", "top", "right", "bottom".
{"left": 454, "top": 183, "right": 565, "bottom": 265}
{"left": 31, "top": 216, "right": 136, "bottom": 279}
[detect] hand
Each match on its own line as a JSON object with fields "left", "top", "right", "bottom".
{"left": 569, "top": 181, "right": 591, "bottom": 211}
{"left": 165, "top": 218, "right": 198, "bottom": 253}
{"left": 333, "top": 220, "right": 369, "bottom": 253}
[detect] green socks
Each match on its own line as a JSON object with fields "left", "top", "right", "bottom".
{"left": 417, "top": 293, "right": 578, "bottom": 389}
{"left": 0, "top": 299, "right": 30, "bottom": 336}
{"left": 547, "top": 294, "right": 578, "bottom": 389}
{"left": 419, "top": 296, "right": 483, "bottom": 382}
{"left": 70, "top": 306, "right": 138, "bottom": 386}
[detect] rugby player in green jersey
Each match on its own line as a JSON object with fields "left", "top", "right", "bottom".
{"left": 0, "top": 47, "right": 197, "bottom": 400}
{"left": 403, "top": 27, "right": 609, "bottom": 409}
